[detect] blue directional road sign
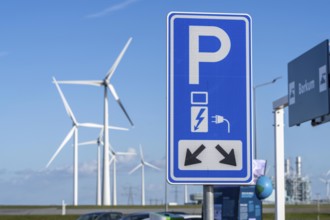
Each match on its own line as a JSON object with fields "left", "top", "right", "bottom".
{"left": 167, "top": 12, "right": 252, "bottom": 184}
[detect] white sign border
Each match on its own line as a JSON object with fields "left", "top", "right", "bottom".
{"left": 167, "top": 12, "right": 253, "bottom": 184}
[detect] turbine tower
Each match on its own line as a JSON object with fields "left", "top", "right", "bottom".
{"left": 109, "top": 144, "right": 136, "bottom": 205}
{"left": 56, "top": 38, "right": 134, "bottom": 205}
{"left": 320, "top": 169, "right": 330, "bottom": 200}
{"left": 129, "top": 145, "right": 160, "bottom": 206}
{"left": 320, "top": 178, "right": 330, "bottom": 200}
{"left": 78, "top": 128, "right": 104, "bottom": 206}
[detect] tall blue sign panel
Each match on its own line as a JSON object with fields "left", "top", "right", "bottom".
{"left": 167, "top": 12, "right": 252, "bottom": 184}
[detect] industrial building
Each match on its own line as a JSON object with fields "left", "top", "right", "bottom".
{"left": 285, "top": 156, "right": 312, "bottom": 204}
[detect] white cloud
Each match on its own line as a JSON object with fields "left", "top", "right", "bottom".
{"left": 0, "top": 163, "right": 100, "bottom": 204}
{"left": 79, "top": 160, "right": 97, "bottom": 176}
{"left": 0, "top": 158, "right": 167, "bottom": 205}
{"left": 86, "top": 0, "right": 139, "bottom": 18}
{"left": 116, "top": 147, "right": 137, "bottom": 163}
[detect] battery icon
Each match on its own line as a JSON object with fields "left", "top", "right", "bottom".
{"left": 191, "top": 91, "right": 208, "bottom": 105}
{"left": 191, "top": 91, "right": 208, "bottom": 133}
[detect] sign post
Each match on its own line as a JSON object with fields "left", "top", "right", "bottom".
{"left": 167, "top": 12, "right": 252, "bottom": 184}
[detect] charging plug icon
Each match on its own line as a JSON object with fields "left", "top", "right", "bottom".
{"left": 212, "top": 115, "right": 230, "bottom": 133}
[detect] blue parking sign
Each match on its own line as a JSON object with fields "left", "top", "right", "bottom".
{"left": 167, "top": 12, "right": 253, "bottom": 184}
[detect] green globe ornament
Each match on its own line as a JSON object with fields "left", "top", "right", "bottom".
{"left": 255, "top": 175, "right": 273, "bottom": 200}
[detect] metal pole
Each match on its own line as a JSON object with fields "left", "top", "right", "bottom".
{"left": 254, "top": 76, "right": 282, "bottom": 159}
{"left": 317, "top": 193, "right": 320, "bottom": 220}
{"left": 165, "top": 181, "right": 168, "bottom": 212}
{"left": 274, "top": 107, "right": 285, "bottom": 220}
{"left": 253, "top": 87, "right": 257, "bottom": 159}
{"left": 203, "top": 185, "right": 214, "bottom": 220}
{"left": 184, "top": 185, "right": 188, "bottom": 204}
{"left": 273, "top": 95, "right": 288, "bottom": 220}
{"left": 62, "top": 200, "right": 66, "bottom": 215}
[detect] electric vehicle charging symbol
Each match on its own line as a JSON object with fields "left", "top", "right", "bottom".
{"left": 191, "top": 92, "right": 208, "bottom": 132}
{"left": 212, "top": 115, "right": 231, "bottom": 133}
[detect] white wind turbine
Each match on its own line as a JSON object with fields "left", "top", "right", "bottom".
{"left": 78, "top": 128, "right": 104, "bottom": 206}
{"left": 47, "top": 78, "right": 128, "bottom": 206}
{"left": 109, "top": 144, "right": 136, "bottom": 206}
{"left": 129, "top": 145, "right": 160, "bottom": 206}
{"left": 320, "top": 169, "right": 330, "bottom": 200}
{"left": 56, "top": 38, "right": 134, "bottom": 205}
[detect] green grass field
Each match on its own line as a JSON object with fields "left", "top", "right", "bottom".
{"left": 264, "top": 213, "right": 330, "bottom": 220}
{"left": 0, "top": 216, "right": 79, "bottom": 220}
{"left": 1, "top": 204, "right": 330, "bottom": 220}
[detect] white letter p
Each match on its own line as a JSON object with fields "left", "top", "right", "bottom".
{"left": 189, "top": 26, "right": 231, "bottom": 85}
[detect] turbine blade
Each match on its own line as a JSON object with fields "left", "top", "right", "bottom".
{"left": 108, "top": 125, "right": 129, "bottom": 131}
{"left": 129, "top": 164, "right": 142, "bottom": 175}
{"left": 78, "top": 140, "right": 97, "bottom": 146}
{"left": 46, "top": 127, "right": 76, "bottom": 168}
{"left": 117, "top": 99, "right": 134, "bottom": 126}
{"left": 109, "top": 155, "right": 115, "bottom": 165}
{"left": 139, "top": 144, "right": 144, "bottom": 161}
{"left": 144, "top": 161, "right": 161, "bottom": 171}
{"left": 320, "top": 178, "right": 326, "bottom": 183}
{"left": 108, "top": 84, "right": 134, "bottom": 126}
{"left": 79, "top": 123, "right": 103, "bottom": 128}
{"left": 98, "top": 128, "right": 104, "bottom": 139}
{"left": 79, "top": 123, "right": 128, "bottom": 131}
{"left": 105, "top": 37, "right": 132, "bottom": 81}
{"left": 53, "top": 77, "right": 77, "bottom": 124}
{"left": 108, "top": 84, "right": 119, "bottom": 100}
{"left": 108, "top": 141, "right": 113, "bottom": 149}
{"left": 56, "top": 80, "right": 103, "bottom": 87}
{"left": 108, "top": 142, "right": 115, "bottom": 155}
{"left": 116, "top": 152, "right": 136, "bottom": 156}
